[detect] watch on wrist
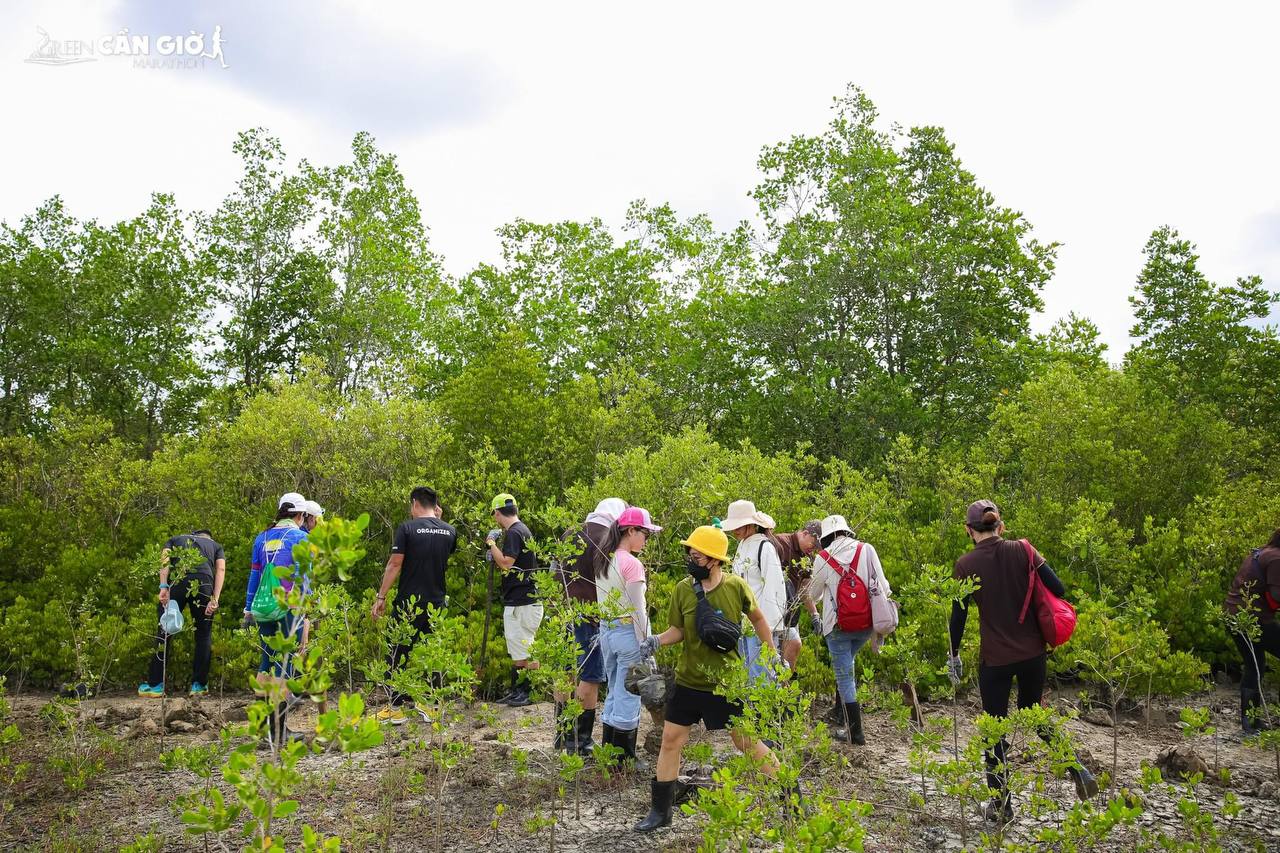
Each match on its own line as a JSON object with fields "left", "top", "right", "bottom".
{"left": 159, "top": 583, "right": 170, "bottom": 589}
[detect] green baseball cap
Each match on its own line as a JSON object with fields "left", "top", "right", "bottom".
{"left": 490, "top": 493, "right": 517, "bottom": 511}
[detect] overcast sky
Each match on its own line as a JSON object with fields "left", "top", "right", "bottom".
{"left": 3, "top": 0, "right": 1277, "bottom": 355}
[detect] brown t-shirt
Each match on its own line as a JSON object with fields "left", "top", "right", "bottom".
{"left": 1224, "top": 546, "right": 1280, "bottom": 624}
{"left": 954, "top": 537, "right": 1048, "bottom": 667}
{"left": 773, "top": 532, "right": 809, "bottom": 589}
{"left": 558, "top": 521, "right": 610, "bottom": 606}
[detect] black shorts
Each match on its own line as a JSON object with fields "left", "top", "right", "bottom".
{"left": 664, "top": 684, "right": 743, "bottom": 731}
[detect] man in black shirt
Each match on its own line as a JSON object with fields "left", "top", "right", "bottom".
{"left": 139, "top": 530, "right": 226, "bottom": 697}
{"left": 486, "top": 493, "right": 543, "bottom": 707}
{"left": 372, "top": 486, "right": 457, "bottom": 722}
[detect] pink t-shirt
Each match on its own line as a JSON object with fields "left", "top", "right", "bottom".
{"left": 615, "top": 549, "right": 645, "bottom": 584}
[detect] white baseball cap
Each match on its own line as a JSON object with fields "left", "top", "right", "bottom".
{"left": 278, "top": 492, "right": 306, "bottom": 512}
{"left": 300, "top": 499, "right": 325, "bottom": 517}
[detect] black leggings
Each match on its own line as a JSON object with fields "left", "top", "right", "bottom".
{"left": 388, "top": 602, "right": 435, "bottom": 706}
{"left": 147, "top": 575, "right": 214, "bottom": 687}
{"left": 978, "top": 654, "right": 1053, "bottom": 795}
{"left": 1233, "top": 622, "right": 1280, "bottom": 694}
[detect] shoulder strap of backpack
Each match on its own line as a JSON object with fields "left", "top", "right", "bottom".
{"left": 1253, "top": 549, "right": 1280, "bottom": 611}
{"left": 692, "top": 579, "right": 707, "bottom": 602}
{"left": 1018, "top": 538, "right": 1037, "bottom": 624}
{"left": 818, "top": 544, "right": 864, "bottom": 580}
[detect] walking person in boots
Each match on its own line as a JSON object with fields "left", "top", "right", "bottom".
{"left": 949, "top": 499, "right": 1098, "bottom": 823}
{"left": 593, "top": 506, "right": 662, "bottom": 769}
{"left": 1224, "top": 526, "right": 1280, "bottom": 734}
{"left": 552, "top": 498, "right": 626, "bottom": 753}
{"left": 634, "top": 525, "right": 782, "bottom": 832}
{"left": 807, "top": 515, "right": 886, "bottom": 745}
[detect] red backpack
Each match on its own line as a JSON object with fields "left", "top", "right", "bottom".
{"left": 1017, "top": 539, "right": 1077, "bottom": 648}
{"left": 819, "top": 544, "right": 872, "bottom": 632}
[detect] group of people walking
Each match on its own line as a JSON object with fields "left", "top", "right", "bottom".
{"left": 137, "top": 486, "right": 1280, "bottom": 830}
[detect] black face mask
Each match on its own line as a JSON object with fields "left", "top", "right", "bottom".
{"left": 686, "top": 557, "right": 711, "bottom": 581}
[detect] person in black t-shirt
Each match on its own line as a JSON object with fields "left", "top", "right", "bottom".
{"left": 486, "top": 493, "right": 543, "bottom": 707}
{"left": 139, "top": 530, "right": 226, "bottom": 697}
{"left": 371, "top": 486, "right": 457, "bottom": 722}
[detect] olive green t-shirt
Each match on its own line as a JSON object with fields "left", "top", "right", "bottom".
{"left": 668, "top": 574, "right": 759, "bottom": 691}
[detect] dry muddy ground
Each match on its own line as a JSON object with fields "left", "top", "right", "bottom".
{"left": 2, "top": 685, "right": 1279, "bottom": 851}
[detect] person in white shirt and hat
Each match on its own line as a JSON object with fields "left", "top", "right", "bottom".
{"left": 808, "top": 514, "right": 889, "bottom": 745}
{"left": 721, "top": 500, "right": 788, "bottom": 681}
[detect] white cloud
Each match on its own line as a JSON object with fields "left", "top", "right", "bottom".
{"left": 2, "top": 0, "right": 1276, "bottom": 354}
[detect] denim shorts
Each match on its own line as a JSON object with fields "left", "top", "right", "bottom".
{"left": 575, "top": 620, "right": 604, "bottom": 684}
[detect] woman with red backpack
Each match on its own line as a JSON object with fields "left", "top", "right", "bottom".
{"left": 807, "top": 514, "right": 890, "bottom": 745}
{"left": 948, "top": 499, "right": 1096, "bottom": 823}
{"left": 1223, "top": 527, "right": 1280, "bottom": 735}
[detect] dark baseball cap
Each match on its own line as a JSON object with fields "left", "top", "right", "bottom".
{"left": 965, "top": 499, "right": 999, "bottom": 527}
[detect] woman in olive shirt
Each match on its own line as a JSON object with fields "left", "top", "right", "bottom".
{"left": 634, "top": 525, "right": 781, "bottom": 832}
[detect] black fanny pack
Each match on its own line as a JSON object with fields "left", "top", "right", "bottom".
{"left": 692, "top": 580, "right": 742, "bottom": 653}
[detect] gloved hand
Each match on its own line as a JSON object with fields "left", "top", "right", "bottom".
{"left": 486, "top": 528, "right": 502, "bottom": 544}
{"left": 809, "top": 612, "right": 823, "bottom": 636}
{"left": 639, "top": 635, "right": 661, "bottom": 659}
{"left": 946, "top": 654, "right": 963, "bottom": 686}
{"left": 241, "top": 611, "right": 255, "bottom": 629}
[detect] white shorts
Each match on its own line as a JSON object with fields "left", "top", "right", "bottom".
{"left": 777, "top": 627, "right": 801, "bottom": 646}
{"left": 504, "top": 604, "right": 545, "bottom": 661}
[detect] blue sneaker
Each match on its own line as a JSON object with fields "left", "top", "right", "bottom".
{"left": 138, "top": 683, "right": 164, "bottom": 698}
{"left": 189, "top": 682, "right": 208, "bottom": 696}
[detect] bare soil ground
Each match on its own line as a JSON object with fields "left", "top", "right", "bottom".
{"left": 3, "top": 685, "right": 1279, "bottom": 851}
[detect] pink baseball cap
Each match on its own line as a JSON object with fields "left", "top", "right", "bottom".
{"left": 617, "top": 506, "right": 662, "bottom": 533}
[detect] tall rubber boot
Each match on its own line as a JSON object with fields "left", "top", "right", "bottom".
{"left": 601, "top": 722, "right": 618, "bottom": 749}
{"left": 499, "top": 667, "right": 519, "bottom": 705}
{"left": 1067, "top": 764, "right": 1098, "bottom": 800}
{"left": 1242, "top": 687, "right": 1265, "bottom": 734}
{"left": 635, "top": 779, "right": 673, "bottom": 832}
{"left": 834, "top": 701, "right": 865, "bottom": 745}
{"left": 616, "top": 727, "right": 650, "bottom": 773}
{"left": 573, "top": 708, "right": 597, "bottom": 755}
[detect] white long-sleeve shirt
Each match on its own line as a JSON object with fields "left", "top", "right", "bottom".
{"left": 731, "top": 532, "right": 787, "bottom": 632}
{"left": 810, "top": 536, "right": 891, "bottom": 636}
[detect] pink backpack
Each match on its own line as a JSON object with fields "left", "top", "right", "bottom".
{"left": 1017, "top": 539, "right": 1076, "bottom": 648}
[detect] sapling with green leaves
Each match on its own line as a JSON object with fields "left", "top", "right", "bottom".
{"left": 687, "top": 654, "right": 873, "bottom": 852}
{"left": 1069, "top": 594, "right": 1207, "bottom": 782}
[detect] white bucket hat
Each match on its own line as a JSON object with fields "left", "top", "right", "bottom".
{"left": 819, "top": 514, "right": 854, "bottom": 540}
{"left": 721, "top": 500, "right": 776, "bottom": 532}
{"left": 300, "top": 499, "right": 325, "bottom": 518}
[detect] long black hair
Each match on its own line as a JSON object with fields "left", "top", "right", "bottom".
{"left": 594, "top": 522, "right": 642, "bottom": 578}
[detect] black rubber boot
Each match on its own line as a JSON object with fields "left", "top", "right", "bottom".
{"left": 553, "top": 702, "right": 567, "bottom": 752}
{"left": 616, "top": 727, "right": 650, "bottom": 773}
{"left": 498, "top": 667, "right": 520, "bottom": 705}
{"left": 635, "top": 779, "right": 674, "bottom": 832}
{"left": 825, "top": 691, "right": 843, "bottom": 725}
{"left": 1242, "top": 687, "right": 1266, "bottom": 734}
{"left": 983, "top": 794, "right": 1014, "bottom": 824}
{"left": 1068, "top": 764, "right": 1098, "bottom": 801}
{"left": 573, "top": 708, "right": 597, "bottom": 755}
{"left": 601, "top": 722, "right": 618, "bottom": 749}
{"left": 835, "top": 701, "right": 865, "bottom": 745}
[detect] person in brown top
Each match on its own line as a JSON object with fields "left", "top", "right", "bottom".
{"left": 771, "top": 520, "right": 823, "bottom": 667}
{"left": 552, "top": 498, "right": 626, "bottom": 754}
{"left": 949, "top": 499, "right": 1096, "bottom": 823}
{"left": 1223, "top": 528, "right": 1280, "bottom": 734}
